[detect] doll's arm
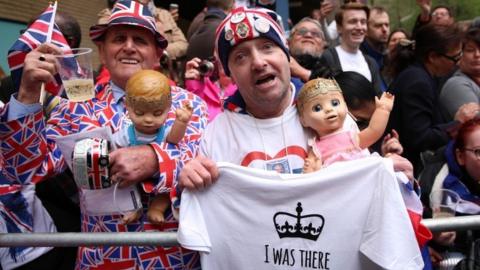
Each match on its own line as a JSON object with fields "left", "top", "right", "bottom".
{"left": 303, "top": 148, "right": 323, "bottom": 173}
{"left": 167, "top": 102, "right": 193, "bottom": 144}
{"left": 358, "top": 92, "right": 394, "bottom": 149}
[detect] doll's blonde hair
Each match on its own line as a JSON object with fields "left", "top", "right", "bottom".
{"left": 296, "top": 78, "right": 342, "bottom": 115}
{"left": 125, "top": 70, "right": 171, "bottom": 111}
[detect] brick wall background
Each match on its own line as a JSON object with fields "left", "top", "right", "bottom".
{"left": 0, "top": 0, "right": 108, "bottom": 68}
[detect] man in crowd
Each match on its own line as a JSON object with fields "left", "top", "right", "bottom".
{"left": 317, "top": 2, "right": 385, "bottom": 93}
{"left": 0, "top": 10, "right": 82, "bottom": 269}
{"left": 360, "top": 6, "right": 390, "bottom": 74}
{"left": 98, "top": 0, "right": 188, "bottom": 61}
{"left": 0, "top": 0, "right": 206, "bottom": 268}
{"left": 413, "top": 0, "right": 455, "bottom": 37}
{"left": 288, "top": 17, "right": 327, "bottom": 82}
{"left": 185, "top": 0, "right": 234, "bottom": 61}
{"left": 178, "top": 6, "right": 422, "bottom": 269}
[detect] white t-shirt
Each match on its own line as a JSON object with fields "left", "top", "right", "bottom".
{"left": 336, "top": 46, "right": 372, "bottom": 82}
{"left": 178, "top": 158, "right": 423, "bottom": 270}
{"left": 201, "top": 104, "right": 359, "bottom": 174}
{"left": 0, "top": 185, "right": 55, "bottom": 269}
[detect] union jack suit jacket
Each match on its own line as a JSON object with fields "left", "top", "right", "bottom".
{"left": 0, "top": 82, "right": 207, "bottom": 269}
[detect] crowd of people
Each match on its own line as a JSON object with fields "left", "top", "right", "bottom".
{"left": 1, "top": 0, "right": 480, "bottom": 269}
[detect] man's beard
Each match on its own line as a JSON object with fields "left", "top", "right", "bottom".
{"left": 292, "top": 53, "right": 322, "bottom": 70}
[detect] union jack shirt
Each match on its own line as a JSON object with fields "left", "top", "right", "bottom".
{"left": 0, "top": 82, "right": 207, "bottom": 269}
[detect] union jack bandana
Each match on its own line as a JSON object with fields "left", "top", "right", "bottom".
{"left": 90, "top": 0, "right": 167, "bottom": 49}
{"left": 214, "top": 6, "right": 289, "bottom": 76}
{"left": 7, "top": 2, "right": 69, "bottom": 95}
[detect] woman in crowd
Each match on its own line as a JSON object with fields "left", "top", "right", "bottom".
{"left": 423, "top": 117, "right": 480, "bottom": 268}
{"left": 386, "top": 28, "right": 409, "bottom": 59}
{"left": 387, "top": 23, "right": 463, "bottom": 176}
{"left": 184, "top": 59, "right": 236, "bottom": 122}
{"left": 440, "top": 27, "right": 480, "bottom": 121}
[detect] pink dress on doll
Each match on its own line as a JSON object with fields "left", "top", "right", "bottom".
{"left": 310, "top": 129, "right": 369, "bottom": 167}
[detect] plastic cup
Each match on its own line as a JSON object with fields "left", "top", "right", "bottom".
{"left": 55, "top": 48, "right": 95, "bottom": 102}
{"left": 430, "top": 189, "right": 460, "bottom": 218}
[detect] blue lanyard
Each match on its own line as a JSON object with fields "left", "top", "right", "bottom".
{"left": 128, "top": 124, "right": 166, "bottom": 146}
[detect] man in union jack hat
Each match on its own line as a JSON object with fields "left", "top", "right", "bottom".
{"left": 0, "top": 0, "right": 206, "bottom": 268}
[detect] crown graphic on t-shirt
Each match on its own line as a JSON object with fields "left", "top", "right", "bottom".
{"left": 273, "top": 202, "right": 325, "bottom": 241}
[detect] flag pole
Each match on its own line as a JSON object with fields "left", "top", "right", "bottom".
{"left": 40, "top": 1, "right": 58, "bottom": 105}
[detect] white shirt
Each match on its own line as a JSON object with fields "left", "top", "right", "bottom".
{"left": 178, "top": 158, "right": 423, "bottom": 270}
{"left": 336, "top": 46, "right": 372, "bottom": 82}
{"left": 201, "top": 104, "right": 359, "bottom": 174}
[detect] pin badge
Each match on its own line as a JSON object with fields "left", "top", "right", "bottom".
{"left": 254, "top": 18, "right": 270, "bottom": 33}
{"left": 230, "top": 12, "right": 246, "bottom": 24}
{"left": 225, "top": 29, "right": 234, "bottom": 41}
{"left": 236, "top": 22, "right": 250, "bottom": 38}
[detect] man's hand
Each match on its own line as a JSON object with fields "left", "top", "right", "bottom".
{"left": 388, "top": 153, "right": 414, "bottom": 181}
{"left": 319, "top": 0, "right": 335, "bottom": 19}
{"left": 433, "top": 231, "right": 456, "bottom": 246}
{"left": 18, "top": 43, "right": 63, "bottom": 104}
{"left": 289, "top": 57, "right": 311, "bottom": 82}
{"left": 455, "top": 102, "right": 480, "bottom": 123}
{"left": 381, "top": 129, "right": 403, "bottom": 156}
{"left": 184, "top": 57, "right": 202, "bottom": 81}
{"left": 109, "top": 145, "right": 159, "bottom": 188}
{"left": 416, "top": 0, "right": 431, "bottom": 21}
{"left": 179, "top": 155, "right": 219, "bottom": 190}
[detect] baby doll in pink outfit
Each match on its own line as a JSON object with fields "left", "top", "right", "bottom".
{"left": 296, "top": 78, "right": 394, "bottom": 172}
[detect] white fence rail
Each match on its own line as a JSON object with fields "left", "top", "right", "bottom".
{"left": 1, "top": 216, "right": 480, "bottom": 247}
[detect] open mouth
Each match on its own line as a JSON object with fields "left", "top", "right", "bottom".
{"left": 256, "top": 75, "right": 275, "bottom": 86}
{"left": 327, "top": 115, "right": 337, "bottom": 120}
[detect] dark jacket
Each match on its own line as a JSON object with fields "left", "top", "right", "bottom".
{"left": 388, "top": 62, "right": 452, "bottom": 176}
{"left": 185, "top": 7, "right": 226, "bottom": 61}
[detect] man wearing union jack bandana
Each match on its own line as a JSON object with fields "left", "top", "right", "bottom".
{"left": 0, "top": 0, "right": 206, "bottom": 269}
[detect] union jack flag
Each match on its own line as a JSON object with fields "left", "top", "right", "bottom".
{"left": 0, "top": 183, "right": 34, "bottom": 262}
{"left": 7, "top": 2, "right": 70, "bottom": 96}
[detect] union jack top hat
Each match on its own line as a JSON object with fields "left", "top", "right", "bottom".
{"left": 215, "top": 6, "right": 289, "bottom": 76}
{"left": 89, "top": 0, "right": 167, "bottom": 49}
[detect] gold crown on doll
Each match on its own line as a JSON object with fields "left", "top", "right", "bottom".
{"left": 296, "top": 78, "right": 342, "bottom": 113}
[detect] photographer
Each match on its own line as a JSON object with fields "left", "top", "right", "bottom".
{"left": 184, "top": 57, "right": 236, "bottom": 121}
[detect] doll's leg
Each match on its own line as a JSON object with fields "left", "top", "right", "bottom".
{"left": 121, "top": 209, "right": 143, "bottom": 225}
{"left": 147, "top": 193, "right": 170, "bottom": 224}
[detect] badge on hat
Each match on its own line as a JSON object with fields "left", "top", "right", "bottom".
{"left": 236, "top": 22, "right": 250, "bottom": 39}
{"left": 254, "top": 18, "right": 270, "bottom": 34}
{"left": 230, "top": 12, "right": 246, "bottom": 24}
{"left": 225, "top": 29, "right": 234, "bottom": 41}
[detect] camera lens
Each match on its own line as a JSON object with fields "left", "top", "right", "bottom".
{"left": 199, "top": 60, "right": 214, "bottom": 77}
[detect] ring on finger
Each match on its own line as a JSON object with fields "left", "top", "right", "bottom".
{"left": 39, "top": 54, "right": 46, "bottom": 62}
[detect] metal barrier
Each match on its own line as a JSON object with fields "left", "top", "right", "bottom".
{"left": 1, "top": 216, "right": 480, "bottom": 247}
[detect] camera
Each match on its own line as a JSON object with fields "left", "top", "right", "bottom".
{"left": 198, "top": 60, "right": 215, "bottom": 77}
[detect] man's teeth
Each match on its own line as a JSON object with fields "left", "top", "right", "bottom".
{"left": 121, "top": 59, "right": 139, "bottom": 64}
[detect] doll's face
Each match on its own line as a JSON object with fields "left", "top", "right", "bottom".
{"left": 126, "top": 101, "right": 169, "bottom": 135}
{"left": 300, "top": 91, "right": 347, "bottom": 137}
